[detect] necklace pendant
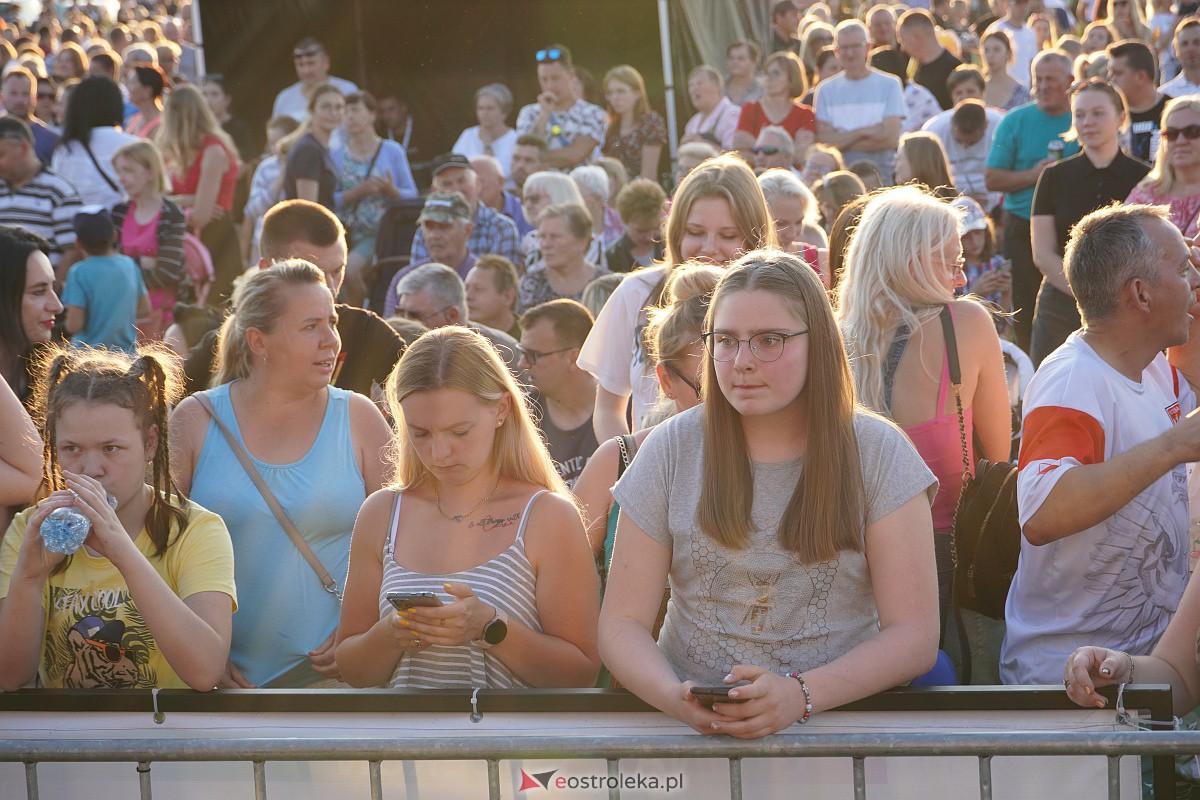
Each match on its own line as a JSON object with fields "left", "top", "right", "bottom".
{"left": 453, "top": 514, "right": 466, "bottom": 523}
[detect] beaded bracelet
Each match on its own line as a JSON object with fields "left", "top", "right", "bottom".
{"left": 1121, "top": 650, "right": 1135, "bottom": 684}
{"left": 786, "top": 670, "right": 813, "bottom": 724}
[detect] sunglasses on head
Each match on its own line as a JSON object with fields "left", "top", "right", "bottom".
{"left": 536, "top": 48, "right": 564, "bottom": 63}
{"left": 1165, "top": 125, "right": 1200, "bottom": 142}
{"left": 293, "top": 48, "right": 322, "bottom": 60}
{"left": 752, "top": 146, "right": 781, "bottom": 156}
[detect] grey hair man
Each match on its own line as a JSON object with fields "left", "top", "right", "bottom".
{"left": 1003, "top": 204, "right": 1200, "bottom": 686}
{"left": 393, "top": 262, "right": 521, "bottom": 371}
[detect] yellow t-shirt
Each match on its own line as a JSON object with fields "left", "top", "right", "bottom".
{"left": 0, "top": 498, "right": 237, "bottom": 689}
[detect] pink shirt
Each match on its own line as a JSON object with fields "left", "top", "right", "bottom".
{"left": 120, "top": 203, "right": 160, "bottom": 258}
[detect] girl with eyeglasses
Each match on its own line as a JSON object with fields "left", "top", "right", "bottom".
{"left": 836, "top": 186, "right": 1012, "bottom": 681}
{"left": 0, "top": 343, "right": 236, "bottom": 690}
{"left": 1029, "top": 79, "right": 1150, "bottom": 366}
{"left": 599, "top": 250, "right": 939, "bottom": 738}
{"left": 1127, "top": 95, "right": 1200, "bottom": 239}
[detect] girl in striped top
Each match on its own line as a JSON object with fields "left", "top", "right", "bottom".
{"left": 335, "top": 326, "right": 600, "bottom": 689}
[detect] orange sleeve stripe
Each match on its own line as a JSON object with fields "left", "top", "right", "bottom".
{"left": 1018, "top": 406, "right": 1106, "bottom": 471}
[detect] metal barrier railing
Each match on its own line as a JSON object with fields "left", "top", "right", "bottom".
{"left": 5, "top": 730, "right": 1200, "bottom": 800}
{"left": 0, "top": 685, "right": 1186, "bottom": 800}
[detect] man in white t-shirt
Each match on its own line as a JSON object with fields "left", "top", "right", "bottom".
{"left": 1002, "top": 204, "right": 1200, "bottom": 686}
{"left": 985, "top": 0, "right": 1037, "bottom": 87}
{"left": 815, "top": 20, "right": 905, "bottom": 184}
{"left": 272, "top": 37, "right": 358, "bottom": 123}
{"left": 1161, "top": 19, "right": 1200, "bottom": 98}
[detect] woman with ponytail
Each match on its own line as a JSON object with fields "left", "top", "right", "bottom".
{"left": 0, "top": 343, "right": 235, "bottom": 690}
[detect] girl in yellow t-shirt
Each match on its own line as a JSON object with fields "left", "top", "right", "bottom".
{"left": 0, "top": 343, "right": 236, "bottom": 690}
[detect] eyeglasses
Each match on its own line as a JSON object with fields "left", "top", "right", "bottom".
{"left": 396, "top": 304, "right": 452, "bottom": 325}
{"left": 751, "top": 146, "right": 781, "bottom": 156}
{"left": 663, "top": 361, "right": 701, "bottom": 400}
{"left": 518, "top": 345, "right": 572, "bottom": 365}
{"left": 1164, "top": 124, "right": 1200, "bottom": 142}
{"left": 84, "top": 637, "right": 128, "bottom": 663}
{"left": 701, "top": 330, "right": 809, "bottom": 362}
{"left": 536, "top": 48, "right": 564, "bottom": 63}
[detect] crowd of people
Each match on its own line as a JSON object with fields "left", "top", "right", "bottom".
{"left": 5, "top": 0, "right": 1200, "bottom": 745}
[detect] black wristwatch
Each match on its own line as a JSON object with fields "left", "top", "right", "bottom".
{"left": 480, "top": 608, "right": 509, "bottom": 648}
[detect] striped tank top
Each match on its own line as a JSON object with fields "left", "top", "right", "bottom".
{"left": 379, "top": 489, "right": 546, "bottom": 689}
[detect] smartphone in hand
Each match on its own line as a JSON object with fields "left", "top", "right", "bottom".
{"left": 690, "top": 683, "right": 750, "bottom": 709}
{"left": 386, "top": 592, "right": 443, "bottom": 611}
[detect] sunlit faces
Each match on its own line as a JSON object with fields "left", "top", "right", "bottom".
{"left": 1033, "top": 58, "right": 1072, "bottom": 114}
{"left": 521, "top": 187, "right": 550, "bottom": 222}
{"left": 422, "top": 219, "right": 470, "bottom": 265}
{"left": 679, "top": 195, "right": 746, "bottom": 264}
{"left": 1071, "top": 88, "right": 1123, "bottom": 151}
{"left": 801, "top": 150, "right": 838, "bottom": 188}
{"left": 251, "top": 283, "right": 341, "bottom": 387}
{"left": 475, "top": 93, "right": 505, "bottom": 129}
{"left": 518, "top": 317, "right": 572, "bottom": 393}
{"left": 687, "top": 73, "right": 720, "bottom": 111}
{"left": 311, "top": 91, "right": 345, "bottom": 135}
{"left": 726, "top": 45, "right": 757, "bottom": 79}
{"left": 342, "top": 100, "right": 375, "bottom": 135}
{"left": 399, "top": 387, "right": 508, "bottom": 484}
{"left": 276, "top": 238, "right": 348, "bottom": 299}
{"left": 54, "top": 401, "right": 156, "bottom": 513}
{"left": 950, "top": 80, "right": 984, "bottom": 106}
{"left": 767, "top": 193, "right": 809, "bottom": 247}
{"left": 961, "top": 228, "right": 987, "bottom": 261}
{"left": 1082, "top": 25, "right": 1112, "bottom": 54}
{"left": 655, "top": 341, "right": 704, "bottom": 412}
{"left": 510, "top": 146, "right": 543, "bottom": 188}
{"left": 293, "top": 47, "right": 330, "bottom": 85}
{"left": 465, "top": 266, "right": 513, "bottom": 323}
{"left": 982, "top": 37, "right": 1011, "bottom": 72}
{"left": 433, "top": 166, "right": 479, "bottom": 206}
{"left": 22, "top": 250, "right": 62, "bottom": 345}
{"left": 1176, "top": 26, "right": 1200, "bottom": 71}
{"left": 624, "top": 219, "right": 662, "bottom": 252}
{"left": 537, "top": 62, "right": 573, "bottom": 103}
{"left": 710, "top": 289, "right": 810, "bottom": 419}
{"left": 124, "top": 70, "right": 150, "bottom": 104}
{"left": 537, "top": 214, "right": 588, "bottom": 270}
{"left": 933, "top": 236, "right": 967, "bottom": 293}
{"left": 1, "top": 75, "right": 32, "bottom": 118}
{"left": 1145, "top": 216, "right": 1200, "bottom": 347}
{"left": 1165, "top": 107, "right": 1200, "bottom": 171}
{"left": 762, "top": 63, "right": 789, "bottom": 96}
{"left": 397, "top": 289, "right": 455, "bottom": 328}
{"left": 113, "top": 155, "right": 154, "bottom": 197}
{"left": 605, "top": 80, "right": 637, "bottom": 116}
{"left": 834, "top": 29, "right": 869, "bottom": 72}
{"left": 201, "top": 82, "right": 230, "bottom": 118}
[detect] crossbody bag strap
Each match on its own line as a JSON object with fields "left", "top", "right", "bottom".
{"left": 193, "top": 392, "right": 341, "bottom": 599}
{"left": 80, "top": 140, "right": 120, "bottom": 193}
{"left": 940, "top": 304, "right": 971, "bottom": 485}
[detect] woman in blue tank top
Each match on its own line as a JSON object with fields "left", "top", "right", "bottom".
{"left": 335, "top": 326, "right": 600, "bottom": 689}
{"left": 171, "top": 261, "right": 392, "bottom": 688}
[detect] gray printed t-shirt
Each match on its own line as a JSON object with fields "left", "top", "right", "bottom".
{"left": 612, "top": 406, "right": 936, "bottom": 685}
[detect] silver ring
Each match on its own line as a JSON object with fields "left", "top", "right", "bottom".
{"left": 413, "top": 638, "right": 422, "bottom": 649}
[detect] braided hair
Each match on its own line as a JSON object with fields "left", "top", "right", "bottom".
{"left": 30, "top": 342, "right": 187, "bottom": 560}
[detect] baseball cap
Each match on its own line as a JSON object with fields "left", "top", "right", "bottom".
{"left": 72, "top": 206, "right": 115, "bottom": 247}
{"left": 418, "top": 192, "right": 472, "bottom": 225}
{"left": 950, "top": 196, "right": 989, "bottom": 235}
{"left": 429, "top": 153, "right": 472, "bottom": 177}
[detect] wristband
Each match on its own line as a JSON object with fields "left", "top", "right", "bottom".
{"left": 786, "top": 671, "right": 813, "bottom": 724}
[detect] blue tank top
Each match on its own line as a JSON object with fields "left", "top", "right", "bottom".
{"left": 189, "top": 383, "right": 365, "bottom": 687}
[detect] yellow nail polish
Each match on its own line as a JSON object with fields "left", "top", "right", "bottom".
{"left": 398, "top": 618, "right": 410, "bottom": 627}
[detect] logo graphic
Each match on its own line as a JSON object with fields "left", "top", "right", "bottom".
{"left": 519, "top": 769, "right": 559, "bottom": 791}
{"left": 1168, "top": 401, "right": 1182, "bottom": 424}
{"left": 1038, "top": 463, "right": 1059, "bottom": 475}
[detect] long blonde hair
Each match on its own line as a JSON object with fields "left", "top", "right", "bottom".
{"left": 157, "top": 84, "right": 236, "bottom": 179}
{"left": 384, "top": 326, "right": 569, "bottom": 498}
{"left": 699, "top": 250, "right": 865, "bottom": 562}
{"left": 663, "top": 153, "right": 776, "bottom": 267}
{"left": 834, "top": 186, "right": 960, "bottom": 413}
{"left": 1139, "top": 95, "right": 1200, "bottom": 196}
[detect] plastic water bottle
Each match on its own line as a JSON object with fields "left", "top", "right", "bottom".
{"left": 40, "top": 494, "right": 118, "bottom": 554}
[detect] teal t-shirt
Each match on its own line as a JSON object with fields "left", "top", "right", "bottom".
{"left": 61, "top": 253, "right": 147, "bottom": 353}
{"left": 986, "top": 102, "right": 1079, "bottom": 220}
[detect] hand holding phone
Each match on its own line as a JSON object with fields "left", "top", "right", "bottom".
{"left": 386, "top": 591, "right": 443, "bottom": 611}
{"left": 689, "top": 682, "right": 751, "bottom": 710}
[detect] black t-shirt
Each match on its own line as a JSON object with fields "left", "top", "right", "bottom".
{"left": 1128, "top": 95, "right": 1168, "bottom": 165}
{"left": 871, "top": 46, "right": 910, "bottom": 86}
{"left": 914, "top": 48, "right": 963, "bottom": 110}
{"left": 183, "top": 303, "right": 405, "bottom": 397}
{"left": 1031, "top": 150, "right": 1151, "bottom": 254}
{"left": 221, "top": 116, "right": 258, "bottom": 164}
{"left": 531, "top": 391, "right": 599, "bottom": 489}
{"left": 284, "top": 132, "right": 337, "bottom": 211}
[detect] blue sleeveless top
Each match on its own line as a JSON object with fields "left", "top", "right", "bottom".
{"left": 189, "top": 383, "right": 365, "bottom": 687}
{"left": 380, "top": 490, "right": 545, "bottom": 689}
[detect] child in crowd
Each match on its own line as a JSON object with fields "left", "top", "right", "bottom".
{"left": 952, "top": 196, "right": 1012, "bottom": 316}
{"left": 111, "top": 141, "right": 188, "bottom": 342}
{"left": 604, "top": 178, "right": 667, "bottom": 274}
{"left": 61, "top": 208, "right": 150, "bottom": 353}
{"left": 0, "top": 343, "right": 235, "bottom": 690}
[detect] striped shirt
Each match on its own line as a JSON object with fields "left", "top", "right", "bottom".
{"left": 379, "top": 490, "right": 545, "bottom": 689}
{"left": 0, "top": 167, "right": 81, "bottom": 261}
